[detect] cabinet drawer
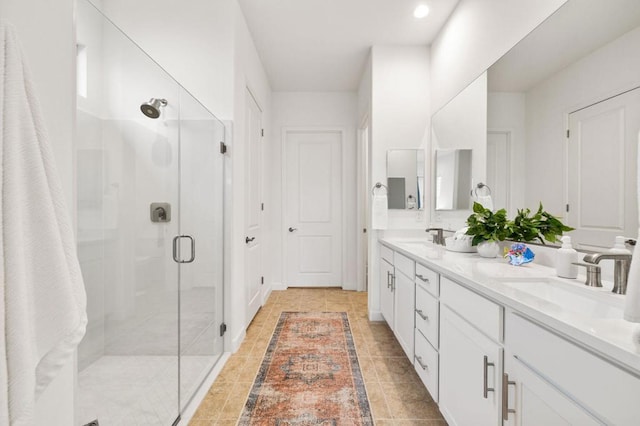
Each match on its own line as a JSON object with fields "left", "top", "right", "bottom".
{"left": 414, "top": 330, "right": 439, "bottom": 402}
{"left": 394, "top": 251, "right": 415, "bottom": 278}
{"left": 440, "top": 277, "right": 502, "bottom": 342}
{"left": 415, "top": 262, "right": 439, "bottom": 296}
{"left": 506, "top": 312, "right": 640, "bottom": 425}
{"left": 415, "top": 285, "right": 439, "bottom": 348}
{"left": 380, "top": 244, "right": 394, "bottom": 264}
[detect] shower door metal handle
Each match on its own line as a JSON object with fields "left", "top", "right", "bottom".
{"left": 173, "top": 235, "right": 196, "bottom": 263}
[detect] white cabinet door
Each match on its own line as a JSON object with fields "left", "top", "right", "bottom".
{"left": 380, "top": 258, "right": 394, "bottom": 329}
{"left": 440, "top": 306, "right": 502, "bottom": 426}
{"left": 504, "top": 355, "right": 602, "bottom": 426}
{"left": 393, "top": 270, "right": 415, "bottom": 359}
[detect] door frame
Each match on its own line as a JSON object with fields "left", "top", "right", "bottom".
{"left": 357, "top": 114, "right": 370, "bottom": 292}
{"left": 281, "top": 127, "right": 347, "bottom": 288}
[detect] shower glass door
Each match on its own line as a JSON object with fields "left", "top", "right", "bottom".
{"left": 177, "top": 89, "right": 225, "bottom": 411}
{"left": 76, "top": 1, "right": 225, "bottom": 424}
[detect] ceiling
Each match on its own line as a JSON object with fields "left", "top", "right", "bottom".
{"left": 237, "top": 0, "right": 459, "bottom": 92}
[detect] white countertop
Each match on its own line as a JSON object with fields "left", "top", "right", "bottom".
{"left": 381, "top": 238, "right": 640, "bottom": 374}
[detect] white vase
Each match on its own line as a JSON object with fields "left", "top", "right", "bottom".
{"left": 477, "top": 241, "right": 500, "bottom": 258}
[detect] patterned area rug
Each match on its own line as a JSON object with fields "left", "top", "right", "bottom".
{"left": 239, "top": 312, "right": 373, "bottom": 425}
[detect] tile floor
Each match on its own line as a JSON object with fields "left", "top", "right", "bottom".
{"left": 189, "top": 288, "right": 446, "bottom": 425}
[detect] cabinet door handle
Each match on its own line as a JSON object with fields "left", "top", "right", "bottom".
{"left": 391, "top": 274, "right": 396, "bottom": 292}
{"left": 387, "top": 271, "right": 391, "bottom": 288}
{"left": 416, "top": 309, "right": 429, "bottom": 321}
{"left": 415, "top": 356, "right": 428, "bottom": 371}
{"left": 416, "top": 274, "right": 430, "bottom": 283}
{"left": 502, "top": 372, "right": 516, "bottom": 420}
{"left": 483, "top": 355, "right": 495, "bottom": 398}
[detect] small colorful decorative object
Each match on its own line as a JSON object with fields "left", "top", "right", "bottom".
{"left": 505, "top": 242, "right": 535, "bottom": 266}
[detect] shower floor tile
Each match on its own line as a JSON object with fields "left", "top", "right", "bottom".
{"left": 78, "top": 355, "right": 215, "bottom": 426}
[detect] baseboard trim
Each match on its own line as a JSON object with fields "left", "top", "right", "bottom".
{"left": 272, "top": 282, "right": 287, "bottom": 291}
{"left": 261, "top": 283, "right": 273, "bottom": 304}
{"left": 231, "top": 329, "right": 246, "bottom": 353}
{"left": 369, "top": 310, "right": 384, "bottom": 321}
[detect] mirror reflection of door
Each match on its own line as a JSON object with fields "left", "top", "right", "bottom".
{"left": 487, "top": 131, "right": 511, "bottom": 213}
{"left": 567, "top": 87, "right": 640, "bottom": 249}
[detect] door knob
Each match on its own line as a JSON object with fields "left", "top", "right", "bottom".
{"left": 288, "top": 227, "right": 298, "bottom": 232}
{"left": 245, "top": 236, "right": 255, "bottom": 244}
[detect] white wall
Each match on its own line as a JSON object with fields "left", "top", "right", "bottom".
{"left": 524, "top": 26, "right": 640, "bottom": 216}
{"left": 230, "top": 0, "right": 272, "bottom": 349}
{"left": 430, "top": 0, "right": 567, "bottom": 112}
{"left": 0, "top": 0, "right": 77, "bottom": 423}
{"left": 370, "top": 46, "right": 431, "bottom": 230}
{"left": 268, "top": 92, "right": 358, "bottom": 290}
{"left": 364, "top": 45, "right": 431, "bottom": 320}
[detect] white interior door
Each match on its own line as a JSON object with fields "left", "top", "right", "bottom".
{"left": 487, "top": 131, "right": 511, "bottom": 212}
{"left": 245, "top": 89, "right": 263, "bottom": 323}
{"left": 568, "top": 87, "right": 640, "bottom": 249}
{"left": 285, "top": 129, "right": 343, "bottom": 287}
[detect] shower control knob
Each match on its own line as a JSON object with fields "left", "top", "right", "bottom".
{"left": 288, "top": 227, "right": 298, "bottom": 233}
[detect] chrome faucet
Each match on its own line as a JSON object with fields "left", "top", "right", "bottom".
{"left": 426, "top": 228, "right": 445, "bottom": 246}
{"left": 582, "top": 252, "right": 632, "bottom": 294}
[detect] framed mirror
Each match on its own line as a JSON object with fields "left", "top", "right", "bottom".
{"left": 487, "top": 0, "right": 640, "bottom": 249}
{"left": 386, "top": 149, "right": 425, "bottom": 210}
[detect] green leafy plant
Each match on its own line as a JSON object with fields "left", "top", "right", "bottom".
{"left": 507, "top": 203, "right": 574, "bottom": 244}
{"left": 466, "top": 202, "right": 574, "bottom": 246}
{"left": 465, "top": 202, "right": 510, "bottom": 245}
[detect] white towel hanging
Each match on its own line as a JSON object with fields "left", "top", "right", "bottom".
{"left": 1, "top": 22, "right": 87, "bottom": 425}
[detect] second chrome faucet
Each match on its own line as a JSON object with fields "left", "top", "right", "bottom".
{"left": 582, "top": 252, "right": 632, "bottom": 294}
{"left": 426, "top": 228, "right": 446, "bottom": 246}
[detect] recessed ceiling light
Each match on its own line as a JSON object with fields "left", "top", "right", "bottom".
{"left": 414, "top": 4, "right": 430, "bottom": 19}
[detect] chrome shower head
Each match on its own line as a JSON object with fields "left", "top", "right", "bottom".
{"left": 140, "top": 98, "right": 167, "bottom": 119}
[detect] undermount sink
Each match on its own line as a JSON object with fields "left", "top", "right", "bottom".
{"left": 475, "top": 261, "right": 549, "bottom": 280}
{"left": 502, "top": 278, "right": 624, "bottom": 319}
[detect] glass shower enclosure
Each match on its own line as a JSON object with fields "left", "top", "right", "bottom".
{"left": 75, "top": 1, "right": 225, "bottom": 424}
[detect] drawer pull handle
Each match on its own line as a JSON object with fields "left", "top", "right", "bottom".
{"left": 415, "top": 356, "right": 428, "bottom": 371}
{"left": 416, "top": 274, "right": 430, "bottom": 283}
{"left": 416, "top": 309, "right": 429, "bottom": 321}
{"left": 483, "top": 355, "right": 495, "bottom": 398}
{"left": 502, "top": 372, "right": 516, "bottom": 420}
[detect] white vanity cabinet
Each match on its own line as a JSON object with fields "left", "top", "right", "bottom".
{"left": 414, "top": 262, "right": 440, "bottom": 401}
{"left": 393, "top": 260, "right": 415, "bottom": 359}
{"left": 504, "top": 312, "right": 640, "bottom": 426}
{"left": 439, "top": 277, "right": 503, "bottom": 426}
{"left": 379, "top": 243, "right": 416, "bottom": 359}
{"left": 379, "top": 245, "right": 395, "bottom": 329}
{"left": 502, "top": 354, "right": 601, "bottom": 426}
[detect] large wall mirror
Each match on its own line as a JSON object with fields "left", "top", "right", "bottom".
{"left": 487, "top": 0, "right": 640, "bottom": 249}
{"left": 387, "top": 149, "right": 425, "bottom": 210}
